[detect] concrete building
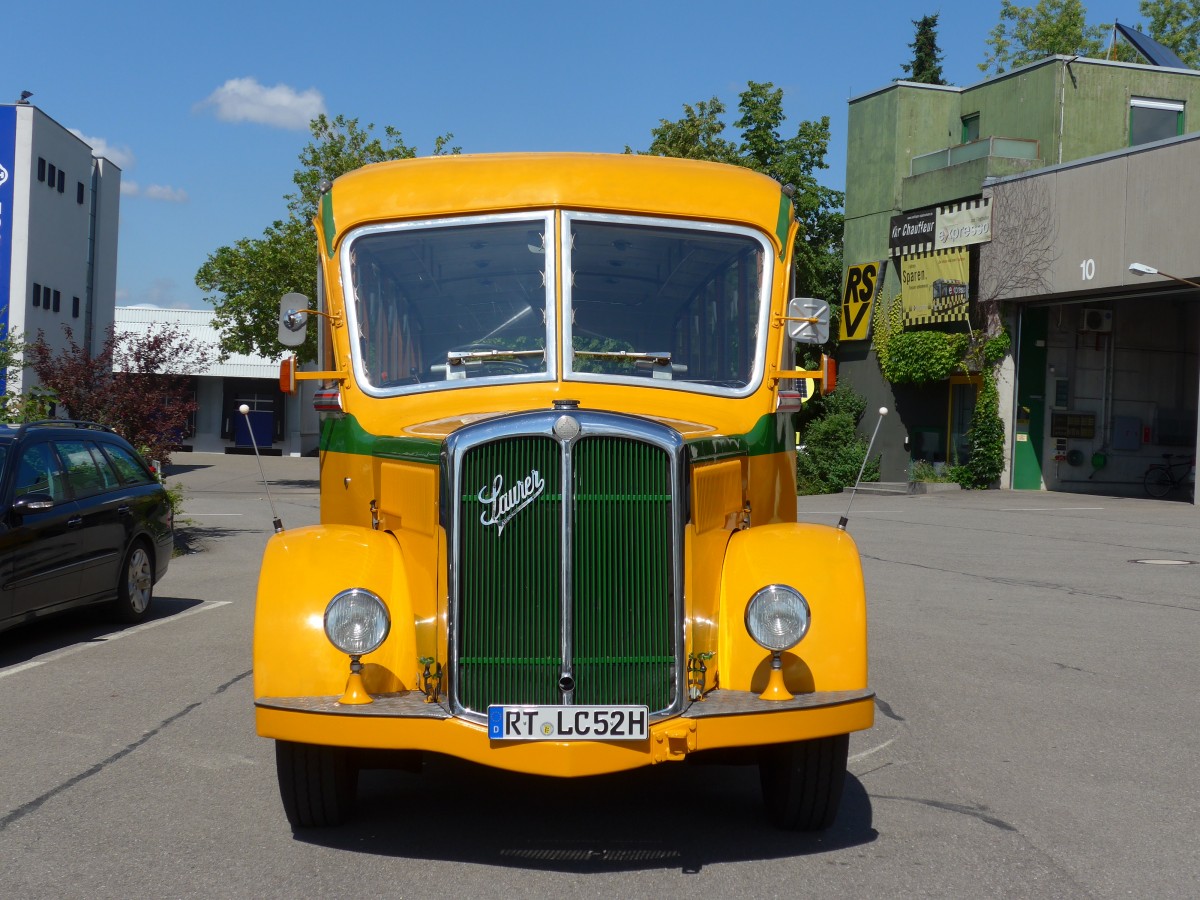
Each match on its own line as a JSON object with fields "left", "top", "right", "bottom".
{"left": 840, "top": 54, "right": 1199, "bottom": 501}
{"left": 1, "top": 101, "right": 120, "bottom": 388}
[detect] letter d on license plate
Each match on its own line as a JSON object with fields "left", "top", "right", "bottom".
{"left": 487, "top": 705, "right": 648, "bottom": 741}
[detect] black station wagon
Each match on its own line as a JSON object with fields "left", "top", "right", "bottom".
{"left": 0, "top": 421, "right": 173, "bottom": 633}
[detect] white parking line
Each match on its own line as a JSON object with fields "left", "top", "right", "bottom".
{"left": 0, "top": 601, "right": 232, "bottom": 679}
{"left": 849, "top": 737, "right": 895, "bottom": 763}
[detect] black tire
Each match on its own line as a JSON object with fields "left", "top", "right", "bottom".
{"left": 759, "top": 734, "right": 849, "bottom": 831}
{"left": 1144, "top": 467, "right": 1174, "bottom": 498}
{"left": 275, "top": 740, "right": 358, "bottom": 828}
{"left": 112, "top": 542, "right": 154, "bottom": 624}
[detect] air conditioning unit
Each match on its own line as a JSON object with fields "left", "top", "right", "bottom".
{"left": 1081, "top": 308, "right": 1113, "bottom": 333}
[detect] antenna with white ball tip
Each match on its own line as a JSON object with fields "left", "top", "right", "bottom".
{"left": 838, "top": 406, "right": 889, "bottom": 531}
{"left": 239, "top": 404, "right": 283, "bottom": 533}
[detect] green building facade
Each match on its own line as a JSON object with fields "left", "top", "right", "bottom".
{"left": 840, "top": 56, "right": 1200, "bottom": 499}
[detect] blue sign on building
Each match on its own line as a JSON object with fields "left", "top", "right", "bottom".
{"left": 0, "top": 106, "right": 15, "bottom": 390}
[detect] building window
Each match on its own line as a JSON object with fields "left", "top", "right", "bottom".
{"left": 37, "top": 158, "right": 46, "bottom": 182}
{"left": 48, "top": 163, "right": 56, "bottom": 186}
{"left": 1130, "top": 97, "right": 1184, "bottom": 145}
{"left": 44, "top": 285, "right": 52, "bottom": 308}
{"left": 32, "top": 282, "right": 41, "bottom": 307}
{"left": 52, "top": 290, "right": 61, "bottom": 313}
{"left": 72, "top": 296, "right": 80, "bottom": 318}
{"left": 77, "top": 182, "right": 85, "bottom": 204}
{"left": 57, "top": 170, "right": 65, "bottom": 193}
{"left": 961, "top": 113, "right": 980, "bottom": 143}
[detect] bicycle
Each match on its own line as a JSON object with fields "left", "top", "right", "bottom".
{"left": 1142, "top": 454, "right": 1195, "bottom": 499}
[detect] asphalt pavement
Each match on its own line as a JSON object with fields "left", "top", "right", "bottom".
{"left": 1, "top": 452, "right": 1197, "bottom": 898}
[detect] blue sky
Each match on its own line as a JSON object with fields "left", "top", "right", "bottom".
{"left": 4, "top": 0, "right": 1140, "bottom": 310}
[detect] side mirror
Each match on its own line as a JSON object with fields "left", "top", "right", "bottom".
{"left": 786, "top": 298, "right": 830, "bottom": 345}
{"left": 278, "top": 293, "right": 311, "bottom": 348}
{"left": 12, "top": 494, "right": 55, "bottom": 514}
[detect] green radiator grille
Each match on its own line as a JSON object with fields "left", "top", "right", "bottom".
{"left": 456, "top": 433, "right": 675, "bottom": 714}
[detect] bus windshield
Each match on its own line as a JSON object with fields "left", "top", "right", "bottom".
{"left": 342, "top": 211, "right": 771, "bottom": 397}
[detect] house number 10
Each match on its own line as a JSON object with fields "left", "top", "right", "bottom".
{"left": 1080, "top": 259, "right": 1096, "bottom": 280}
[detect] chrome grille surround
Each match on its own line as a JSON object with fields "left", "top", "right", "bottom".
{"left": 443, "top": 407, "right": 688, "bottom": 725}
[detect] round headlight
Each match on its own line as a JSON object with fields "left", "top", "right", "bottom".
{"left": 745, "top": 585, "right": 810, "bottom": 652}
{"left": 324, "top": 588, "right": 390, "bottom": 656}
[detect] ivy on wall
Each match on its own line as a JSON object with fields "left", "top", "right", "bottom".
{"left": 870, "top": 290, "right": 1010, "bottom": 488}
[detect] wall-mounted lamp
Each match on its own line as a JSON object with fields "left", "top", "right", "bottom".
{"left": 1129, "top": 262, "right": 1200, "bottom": 289}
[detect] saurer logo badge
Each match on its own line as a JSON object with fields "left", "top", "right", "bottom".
{"left": 477, "top": 470, "right": 545, "bottom": 535}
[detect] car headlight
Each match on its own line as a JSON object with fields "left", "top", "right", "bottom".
{"left": 324, "top": 588, "right": 390, "bottom": 656}
{"left": 745, "top": 585, "right": 810, "bottom": 652}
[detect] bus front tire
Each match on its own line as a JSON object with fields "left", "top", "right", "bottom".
{"left": 758, "top": 733, "right": 849, "bottom": 831}
{"left": 275, "top": 740, "right": 358, "bottom": 828}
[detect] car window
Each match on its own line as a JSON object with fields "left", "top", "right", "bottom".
{"left": 100, "top": 442, "right": 155, "bottom": 486}
{"left": 86, "top": 443, "right": 123, "bottom": 491}
{"left": 57, "top": 440, "right": 110, "bottom": 499}
{"left": 14, "top": 443, "right": 68, "bottom": 503}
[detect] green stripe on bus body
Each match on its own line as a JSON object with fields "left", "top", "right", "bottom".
{"left": 321, "top": 411, "right": 792, "bottom": 465}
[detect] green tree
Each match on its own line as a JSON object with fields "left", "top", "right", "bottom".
{"left": 902, "top": 13, "right": 948, "bottom": 84}
{"left": 643, "top": 82, "right": 844, "bottom": 309}
{"left": 0, "top": 325, "right": 52, "bottom": 423}
{"left": 1138, "top": 0, "right": 1200, "bottom": 67}
{"left": 196, "top": 114, "right": 457, "bottom": 362}
{"left": 981, "top": 0, "right": 1110, "bottom": 74}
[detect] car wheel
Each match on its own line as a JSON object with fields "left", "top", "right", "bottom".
{"left": 759, "top": 734, "right": 849, "bottom": 831}
{"left": 275, "top": 740, "right": 358, "bottom": 828}
{"left": 113, "top": 542, "right": 154, "bottom": 624}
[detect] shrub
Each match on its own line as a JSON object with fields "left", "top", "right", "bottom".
{"left": 797, "top": 385, "right": 881, "bottom": 495}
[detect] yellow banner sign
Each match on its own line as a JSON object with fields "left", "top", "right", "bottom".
{"left": 839, "top": 260, "right": 887, "bottom": 342}
{"left": 899, "top": 249, "right": 970, "bottom": 326}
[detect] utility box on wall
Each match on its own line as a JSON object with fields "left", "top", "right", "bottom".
{"left": 1112, "top": 416, "right": 1142, "bottom": 451}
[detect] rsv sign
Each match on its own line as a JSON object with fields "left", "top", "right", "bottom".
{"left": 839, "top": 260, "right": 887, "bottom": 342}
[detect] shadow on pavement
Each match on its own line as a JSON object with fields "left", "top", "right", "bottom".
{"left": 292, "top": 755, "right": 876, "bottom": 871}
{"left": 0, "top": 596, "right": 206, "bottom": 668}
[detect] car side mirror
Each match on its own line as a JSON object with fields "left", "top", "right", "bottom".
{"left": 786, "top": 297, "right": 830, "bottom": 345}
{"left": 11, "top": 493, "right": 55, "bottom": 514}
{"left": 278, "top": 293, "right": 311, "bottom": 348}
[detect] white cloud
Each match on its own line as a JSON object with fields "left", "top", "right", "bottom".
{"left": 144, "top": 184, "right": 188, "bottom": 203}
{"left": 197, "top": 77, "right": 325, "bottom": 130}
{"left": 121, "top": 181, "right": 188, "bottom": 202}
{"left": 69, "top": 129, "right": 136, "bottom": 169}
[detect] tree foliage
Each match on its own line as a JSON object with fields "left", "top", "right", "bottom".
{"left": 643, "top": 81, "right": 845, "bottom": 309}
{"left": 0, "top": 327, "right": 50, "bottom": 423}
{"left": 981, "top": 0, "right": 1200, "bottom": 73}
{"left": 196, "top": 115, "right": 456, "bottom": 362}
{"left": 981, "top": 0, "right": 1110, "bottom": 73}
{"left": 26, "top": 324, "right": 215, "bottom": 466}
{"left": 1139, "top": 0, "right": 1200, "bottom": 67}
{"left": 902, "top": 13, "right": 948, "bottom": 84}
{"left": 795, "top": 385, "right": 881, "bottom": 495}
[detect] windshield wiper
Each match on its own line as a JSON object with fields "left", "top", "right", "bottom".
{"left": 572, "top": 350, "right": 674, "bottom": 367}
{"left": 446, "top": 348, "right": 545, "bottom": 365}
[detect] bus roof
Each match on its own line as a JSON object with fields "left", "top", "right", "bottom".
{"left": 318, "top": 153, "right": 793, "bottom": 258}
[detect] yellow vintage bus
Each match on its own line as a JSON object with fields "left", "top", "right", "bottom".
{"left": 254, "top": 152, "right": 872, "bottom": 831}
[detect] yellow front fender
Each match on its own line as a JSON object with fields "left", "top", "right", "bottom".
{"left": 717, "top": 523, "right": 867, "bottom": 695}
{"left": 253, "top": 525, "right": 418, "bottom": 700}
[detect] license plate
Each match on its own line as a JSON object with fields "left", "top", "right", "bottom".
{"left": 487, "top": 705, "right": 648, "bottom": 741}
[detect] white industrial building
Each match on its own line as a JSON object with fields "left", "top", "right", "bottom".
{"left": 1, "top": 100, "right": 120, "bottom": 388}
